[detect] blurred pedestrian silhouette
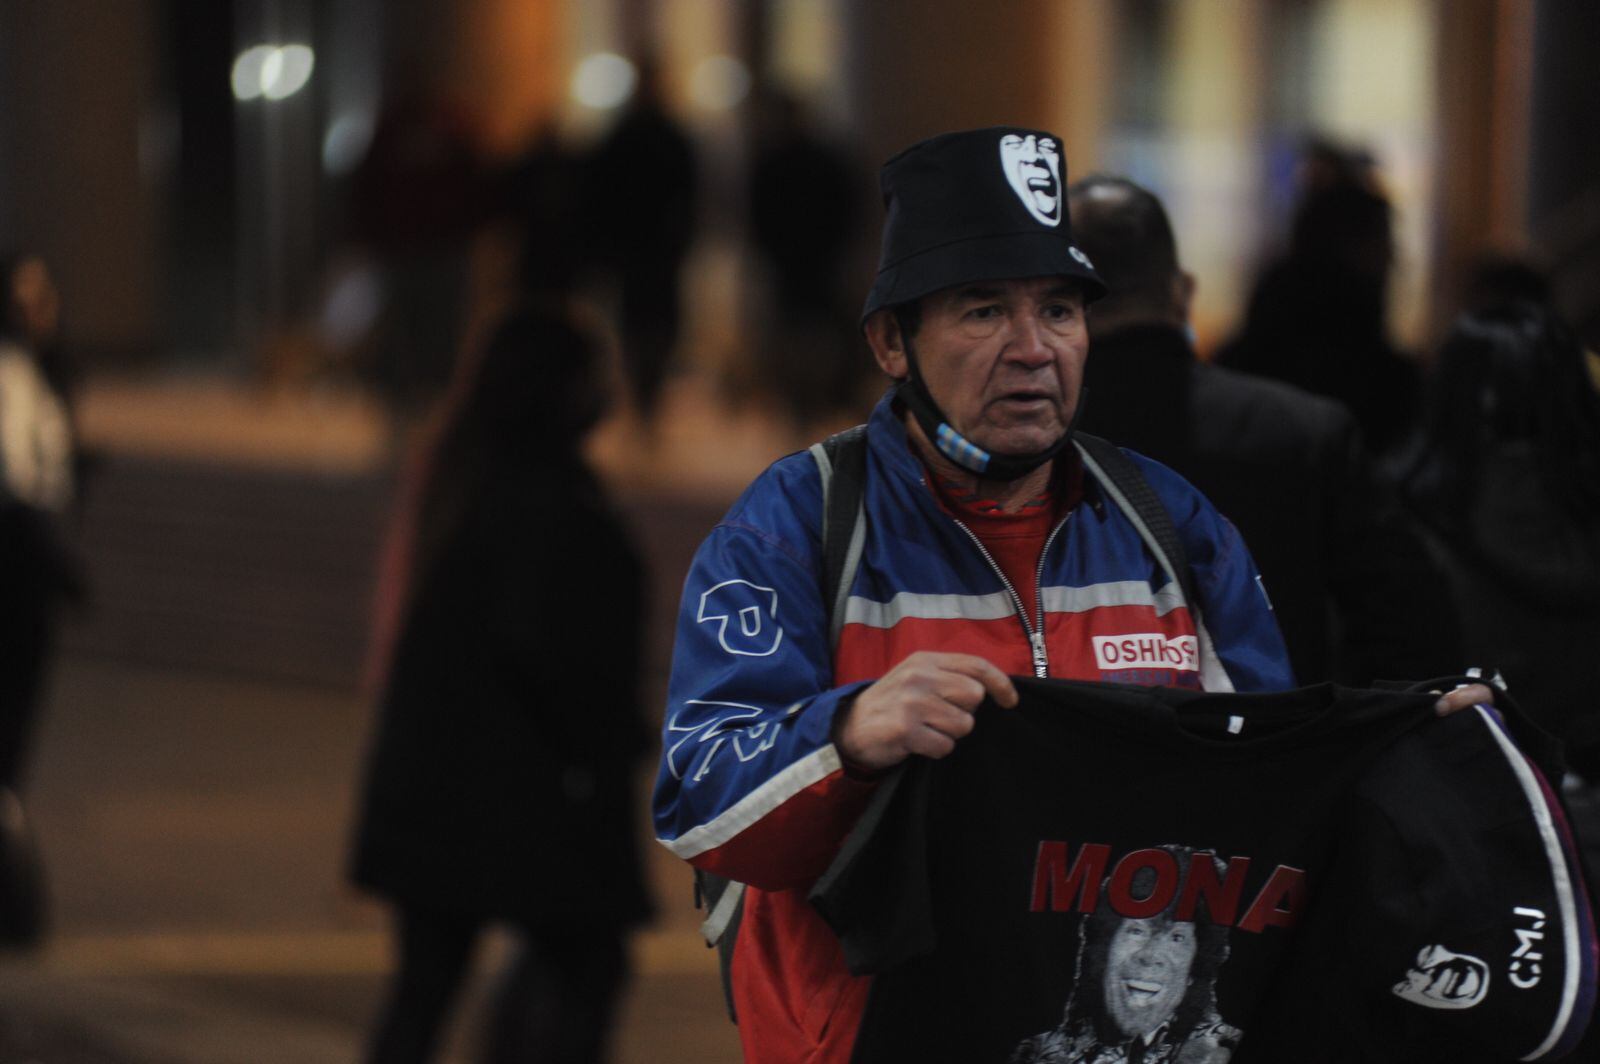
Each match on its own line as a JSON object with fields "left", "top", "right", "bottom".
{"left": 1397, "top": 302, "right": 1600, "bottom": 780}
{"left": 350, "top": 305, "right": 654, "bottom": 1064}
{"left": 586, "top": 58, "right": 698, "bottom": 426}
{"left": 0, "top": 252, "right": 84, "bottom": 947}
{"left": 498, "top": 122, "right": 592, "bottom": 303}
{"left": 1070, "top": 176, "right": 1460, "bottom": 685}
{"left": 5, "top": 255, "right": 78, "bottom": 408}
{"left": 348, "top": 65, "right": 486, "bottom": 417}
{"left": 746, "top": 90, "right": 864, "bottom": 426}
{"left": 1216, "top": 142, "right": 1421, "bottom": 457}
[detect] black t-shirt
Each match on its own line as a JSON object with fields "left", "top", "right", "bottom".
{"left": 810, "top": 679, "right": 1596, "bottom": 1063}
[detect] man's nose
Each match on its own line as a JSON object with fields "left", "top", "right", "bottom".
{"left": 1132, "top": 942, "right": 1167, "bottom": 970}
{"left": 1004, "top": 313, "right": 1055, "bottom": 367}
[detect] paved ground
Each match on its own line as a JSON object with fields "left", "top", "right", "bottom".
{"left": 0, "top": 655, "right": 741, "bottom": 1064}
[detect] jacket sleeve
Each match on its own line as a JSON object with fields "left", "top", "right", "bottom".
{"left": 651, "top": 461, "right": 877, "bottom": 891}
{"left": 1138, "top": 455, "right": 1296, "bottom": 693}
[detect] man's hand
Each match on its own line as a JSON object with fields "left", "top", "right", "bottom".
{"left": 1435, "top": 682, "right": 1495, "bottom": 717}
{"left": 834, "top": 651, "right": 1018, "bottom": 773}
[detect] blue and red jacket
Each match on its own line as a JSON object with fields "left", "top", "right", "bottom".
{"left": 651, "top": 394, "right": 1293, "bottom": 1063}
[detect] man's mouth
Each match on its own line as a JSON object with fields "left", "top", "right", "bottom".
{"left": 1124, "top": 980, "right": 1165, "bottom": 1004}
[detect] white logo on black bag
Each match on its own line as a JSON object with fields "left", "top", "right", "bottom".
{"left": 999, "top": 133, "right": 1063, "bottom": 227}
{"left": 1392, "top": 944, "right": 1490, "bottom": 1010}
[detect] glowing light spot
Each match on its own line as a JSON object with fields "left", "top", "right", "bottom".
{"left": 232, "top": 43, "right": 316, "bottom": 102}
{"left": 265, "top": 44, "right": 315, "bottom": 100}
{"left": 232, "top": 45, "right": 276, "bottom": 101}
{"left": 322, "top": 110, "right": 374, "bottom": 175}
{"left": 572, "top": 53, "right": 636, "bottom": 110}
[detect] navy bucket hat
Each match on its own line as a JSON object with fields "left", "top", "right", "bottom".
{"left": 861, "top": 126, "right": 1107, "bottom": 325}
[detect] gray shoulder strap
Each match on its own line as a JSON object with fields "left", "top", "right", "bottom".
{"left": 809, "top": 426, "right": 868, "bottom": 649}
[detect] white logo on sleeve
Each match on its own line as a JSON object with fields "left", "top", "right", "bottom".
{"left": 1393, "top": 945, "right": 1490, "bottom": 1010}
{"left": 697, "top": 580, "right": 784, "bottom": 656}
{"left": 665, "top": 700, "right": 793, "bottom": 782}
{"left": 998, "top": 132, "right": 1062, "bottom": 227}
{"left": 1092, "top": 633, "right": 1198, "bottom": 671}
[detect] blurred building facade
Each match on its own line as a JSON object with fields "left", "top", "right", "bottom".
{"left": 0, "top": 0, "right": 1594, "bottom": 379}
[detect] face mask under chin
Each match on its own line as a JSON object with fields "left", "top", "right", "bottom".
{"left": 893, "top": 374, "right": 1078, "bottom": 483}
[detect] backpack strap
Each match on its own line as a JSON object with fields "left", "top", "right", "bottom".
{"left": 694, "top": 868, "right": 744, "bottom": 1021}
{"left": 1073, "top": 432, "right": 1200, "bottom": 624}
{"left": 810, "top": 425, "right": 869, "bottom": 646}
{"left": 695, "top": 424, "right": 871, "bottom": 1025}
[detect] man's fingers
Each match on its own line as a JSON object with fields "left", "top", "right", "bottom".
{"left": 915, "top": 698, "right": 977, "bottom": 741}
{"left": 1435, "top": 682, "right": 1494, "bottom": 717}
{"left": 937, "top": 653, "right": 1020, "bottom": 709}
{"left": 905, "top": 725, "right": 957, "bottom": 761}
{"left": 931, "top": 672, "right": 990, "bottom": 712}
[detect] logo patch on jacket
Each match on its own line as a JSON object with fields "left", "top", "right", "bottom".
{"left": 1393, "top": 945, "right": 1490, "bottom": 1010}
{"left": 1092, "top": 633, "right": 1197, "bottom": 672}
{"left": 698, "top": 579, "right": 783, "bottom": 656}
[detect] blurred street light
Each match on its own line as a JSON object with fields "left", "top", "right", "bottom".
{"left": 232, "top": 43, "right": 316, "bottom": 102}
{"left": 572, "top": 52, "right": 636, "bottom": 110}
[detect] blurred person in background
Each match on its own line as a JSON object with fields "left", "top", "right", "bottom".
{"left": 746, "top": 90, "right": 865, "bottom": 427}
{"left": 585, "top": 57, "right": 698, "bottom": 427}
{"left": 1397, "top": 302, "right": 1600, "bottom": 784}
{"left": 1216, "top": 141, "right": 1421, "bottom": 459}
{"left": 1068, "top": 175, "right": 1460, "bottom": 686}
{"left": 350, "top": 304, "right": 654, "bottom": 1064}
{"left": 0, "top": 252, "right": 83, "bottom": 946}
{"left": 1459, "top": 251, "right": 1553, "bottom": 317}
{"left": 5, "top": 255, "right": 78, "bottom": 408}
{"left": 348, "top": 63, "right": 487, "bottom": 418}
{"left": 498, "top": 121, "right": 593, "bottom": 304}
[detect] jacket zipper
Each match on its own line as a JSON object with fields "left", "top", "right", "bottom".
{"left": 949, "top": 514, "right": 1071, "bottom": 678}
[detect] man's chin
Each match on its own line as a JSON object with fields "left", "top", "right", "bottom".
{"left": 969, "top": 423, "right": 1067, "bottom": 459}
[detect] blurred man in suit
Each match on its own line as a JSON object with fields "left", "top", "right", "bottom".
{"left": 1068, "top": 175, "right": 1458, "bottom": 685}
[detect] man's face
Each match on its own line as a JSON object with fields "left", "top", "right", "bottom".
{"left": 885, "top": 277, "right": 1087, "bottom": 459}
{"left": 1102, "top": 915, "right": 1197, "bottom": 1039}
{"left": 10, "top": 257, "right": 58, "bottom": 344}
{"left": 999, "top": 133, "right": 1062, "bottom": 226}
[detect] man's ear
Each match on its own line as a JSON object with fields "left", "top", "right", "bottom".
{"left": 1174, "top": 270, "right": 1197, "bottom": 323}
{"left": 864, "top": 309, "right": 909, "bottom": 379}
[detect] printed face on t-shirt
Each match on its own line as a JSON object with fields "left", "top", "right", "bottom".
{"left": 1102, "top": 915, "right": 1197, "bottom": 1038}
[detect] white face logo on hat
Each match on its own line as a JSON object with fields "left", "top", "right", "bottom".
{"left": 999, "top": 133, "right": 1063, "bottom": 227}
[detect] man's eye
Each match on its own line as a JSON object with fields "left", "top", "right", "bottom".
{"left": 1043, "top": 303, "right": 1075, "bottom": 320}
{"left": 969, "top": 305, "right": 1002, "bottom": 320}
